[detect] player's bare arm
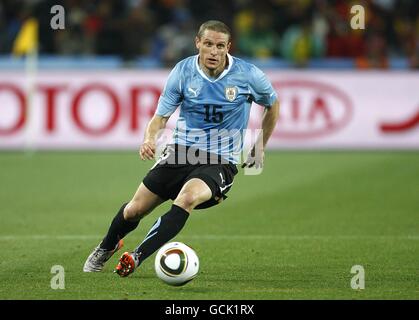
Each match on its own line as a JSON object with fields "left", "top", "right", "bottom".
{"left": 140, "top": 115, "right": 170, "bottom": 160}
{"left": 242, "top": 98, "right": 280, "bottom": 168}
{"left": 261, "top": 98, "right": 280, "bottom": 150}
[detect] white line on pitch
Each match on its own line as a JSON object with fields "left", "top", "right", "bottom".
{"left": 0, "top": 235, "right": 418, "bottom": 241}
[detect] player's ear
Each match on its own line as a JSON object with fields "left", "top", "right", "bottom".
{"left": 195, "top": 36, "right": 201, "bottom": 50}
{"left": 227, "top": 41, "right": 231, "bottom": 52}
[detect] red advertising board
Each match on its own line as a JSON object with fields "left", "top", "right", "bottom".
{"left": 0, "top": 70, "right": 418, "bottom": 149}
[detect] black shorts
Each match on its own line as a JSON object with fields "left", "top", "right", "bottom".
{"left": 142, "top": 144, "right": 238, "bottom": 209}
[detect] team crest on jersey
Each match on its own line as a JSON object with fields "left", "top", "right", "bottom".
{"left": 225, "top": 86, "right": 237, "bottom": 102}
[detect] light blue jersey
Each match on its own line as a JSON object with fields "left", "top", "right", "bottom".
{"left": 155, "top": 54, "right": 277, "bottom": 164}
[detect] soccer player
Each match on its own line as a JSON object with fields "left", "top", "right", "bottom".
{"left": 83, "top": 20, "right": 280, "bottom": 276}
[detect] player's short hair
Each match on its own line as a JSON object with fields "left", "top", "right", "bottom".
{"left": 197, "top": 20, "right": 231, "bottom": 42}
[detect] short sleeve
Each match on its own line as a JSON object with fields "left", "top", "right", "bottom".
{"left": 155, "top": 63, "right": 183, "bottom": 117}
{"left": 248, "top": 65, "right": 277, "bottom": 108}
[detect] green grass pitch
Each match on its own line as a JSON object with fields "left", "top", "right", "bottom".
{"left": 0, "top": 151, "right": 418, "bottom": 300}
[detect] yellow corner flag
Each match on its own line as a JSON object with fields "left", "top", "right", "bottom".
{"left": 12, "top": 18, "right": 39, "bottom": 56}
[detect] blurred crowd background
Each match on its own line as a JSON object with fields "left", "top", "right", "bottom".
{"left": 0, "top": 0, "right": 418, "bottom": 68}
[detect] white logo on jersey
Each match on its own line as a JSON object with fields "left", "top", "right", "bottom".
{"left": 188, "top": 87, "right": 199, "bottom": 97}
{"left": 225, "top": 86, "right": 237, "bottom": 102}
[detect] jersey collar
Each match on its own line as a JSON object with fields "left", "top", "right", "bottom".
{"left": 195, "top": 53, "right": 233, "bottom": 83}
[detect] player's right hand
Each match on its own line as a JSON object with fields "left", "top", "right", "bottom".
{"left": 139, "top": 141, "right": 156, "bottom": 160}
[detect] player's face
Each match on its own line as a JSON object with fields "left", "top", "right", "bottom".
{"left": 195, "top": 29, "right": 231, "bottom": 76}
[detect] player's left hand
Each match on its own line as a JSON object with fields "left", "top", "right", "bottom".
{"left": 241, "top": 145, "right": 264, "bottom": 169}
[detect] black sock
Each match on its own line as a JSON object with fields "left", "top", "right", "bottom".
{"left": 100, "top": 203, "right": 140, "bottom": 250}
{"left": 134, "top": 204, "right": 189, "bottom": 265}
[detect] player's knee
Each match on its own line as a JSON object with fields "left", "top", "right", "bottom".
{"left": 173, "top": 192, "right": 198, "bottom": 212}
{"left": 123, "top": 201, "right": 147, "bottom": 221}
